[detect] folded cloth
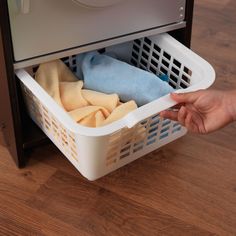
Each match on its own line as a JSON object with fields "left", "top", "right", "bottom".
{"left": 60, "top": 81, "right": 89, "bottom": 111}
{"left": 35, "top": 60, "right": 77, "bottom": 107}
{"left": 76, "top": 51, "right": 174, "bottom": 106}
{"left": 69, "top": 106, "right": 110, "bottom": 127}
{"left": 69, "top": 101, "right": 137, "bottom": 127}
{"left": 81, "top": 89, "right": 119, "bottom": 113}
{"left": 35, "top": 60, "right": 137, "bottom": 128}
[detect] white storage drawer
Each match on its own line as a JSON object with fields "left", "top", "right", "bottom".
{"left": 8, "top": 0, "right": 186, "bottom": 61}
{"left": 16, "top": 33, "right": 215, "bottom": 180}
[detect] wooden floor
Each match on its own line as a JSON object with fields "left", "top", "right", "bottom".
{"left": 1, "top": 1, "right": 236, "bottom": 235}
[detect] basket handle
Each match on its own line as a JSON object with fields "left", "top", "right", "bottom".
{"left": 123, "top": 93, "right": 177, "bottom": 129}
{"left": 123, "top": 83, "right": 211, "bottom": 129}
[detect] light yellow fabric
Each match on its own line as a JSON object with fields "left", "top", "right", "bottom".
{"left": 82, "top": 89, "right": 119, "bottom": 113}
{"left": 102, "top": 101, "right": 137, "bottom": 126}
{"left": 60, "top": 81, "right": 88, "bottom": 111}
{"left": 69, "top": 106, "right": 110, "bottom": 123}
{"left": 35, "top": 59, "right": 138, "bottom": 128}
{"left": 35, "top": 60, "right": 77, "bottom": 107}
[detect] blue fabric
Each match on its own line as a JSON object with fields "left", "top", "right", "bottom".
{"left": 159, "top": 74, "right": 170, "bottom": 83}
{"left": 76, "top": 51, "right": 174, "bottom": 106}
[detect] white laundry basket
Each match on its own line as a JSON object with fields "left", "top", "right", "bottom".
{"left": 16, "top": 33, "right": 215, "bottom": 180}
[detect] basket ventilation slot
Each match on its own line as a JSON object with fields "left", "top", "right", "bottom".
{"left": 131, "top": 37, "right": 192, "bottom": 89}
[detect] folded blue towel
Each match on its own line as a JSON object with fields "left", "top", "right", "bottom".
{"left": 76, "top": 51, "right": 174, "bottom": 106}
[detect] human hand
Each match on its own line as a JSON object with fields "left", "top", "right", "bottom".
{"left": 160, "top": 89, "right": 236, "bottom": 134}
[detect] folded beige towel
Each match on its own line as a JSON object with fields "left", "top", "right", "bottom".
{"left": 60, "top": 81, "right": 88, "bottom": 111}
{"left": 35, "top": 60, "right": 77, "bottom": 107}
{"left": 102, "top": 101, "right": 137, "bottom": 126}
{"left": 82, "top": 89, "right": 119, "bottom": 113}
{"left": 35, "top": 59, "right": 137, "bottom": 128}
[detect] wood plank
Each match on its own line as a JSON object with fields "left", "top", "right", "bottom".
{"left": 199, "top": 123, "right": 236, "bottom": 152}
{"left": 26, "top": 170, "right": 214, "bottom": 236}
{"left": 27, "top": 135, "right": 236, "bottom": 235}
{"left": 0, "top": 194, "right": 88, "bottom": 236}
{"left": 0, "top": 141, "right": 56, "bottom": 201}
{"left": 92, "top": 138, "right": 236, "bottom": 235}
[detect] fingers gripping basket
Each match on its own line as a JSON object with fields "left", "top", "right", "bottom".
{"left": 16, "top": 33, "right": 215, "bottom": 180}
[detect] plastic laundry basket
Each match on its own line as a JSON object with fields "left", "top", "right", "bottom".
{"left": 16, "top": 33, "right": 215, "bottom": 180}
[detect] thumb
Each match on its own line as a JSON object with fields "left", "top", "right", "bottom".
{"left": 170, "top": 91, "right": 201, "bottom": 104}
